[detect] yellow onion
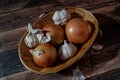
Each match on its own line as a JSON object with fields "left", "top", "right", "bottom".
{"left": 29, "top": 43, "right": 57, "bottom": 67}
{"left": 65, "top": 18, "right": 91, "bottom": 44}
{"left": 43, "top": 24, "right": 64, "bottom": 46}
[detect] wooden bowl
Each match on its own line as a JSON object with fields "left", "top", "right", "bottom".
{"left": 18, "top": 7, "right": 99, "bottom": 74}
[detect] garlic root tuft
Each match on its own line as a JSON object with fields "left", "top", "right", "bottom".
{"left": 29, "top": 49, "right": 44, "bottom": 56}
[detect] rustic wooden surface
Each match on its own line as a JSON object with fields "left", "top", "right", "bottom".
{"left": 0, "top": 0, "right": 120, "bottom": 80}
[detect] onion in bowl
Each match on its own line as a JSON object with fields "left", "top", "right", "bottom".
{"left": 65, "top": 18, "right": 91, "bottom": 44}
{"left": 29, "top": 43, "right": 57, "bottom": 67}
{"left": 43, "top": 24, "right": 64, "bottom": 46}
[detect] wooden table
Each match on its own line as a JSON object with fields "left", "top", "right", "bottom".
{"left": 0, "top": 0, "right": 120, "bottom": 80}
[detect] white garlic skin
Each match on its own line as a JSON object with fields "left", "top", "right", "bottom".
{"left": 52, "top": 9, "right": 71, "bottom": 25}
{"left": 25, "top": 33, "right": 51, "bottom": 48}
{"left": 58, "top": 40, "right": 77, "bottom": 60}
{"left": 24, "top": 23, "right": 51, "bottom": 48}
{"left": 24, "top": 34, "right": 38, "bottom": 48}
{"left": 29, "top": 49, "right": 43, "bottom": 56}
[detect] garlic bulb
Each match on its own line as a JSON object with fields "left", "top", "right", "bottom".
{"left": 24, "top": 34, "right": 38, "bottom": 48}
{"left": 52, "top": 9, "right": 71, "bottom": 25}
{"left": 72, "top": 67, "right": 86, "bottom": 80}
{"left": 24, "top": 23, "right": 51, "bottom": 48}
{"left": 58, "top": 40, "right": 77, "bottom": 60}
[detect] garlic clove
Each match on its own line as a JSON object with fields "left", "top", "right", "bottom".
{"left": 60, "top": 9, "right": 71, "bottom": 25}
{"left": 61, "top": 9, "right": 71, "bottom": 21}
{"left": 42, "top": 33, "right": 51, "bottom": 43}
{"left": 27, "top": 23, "right": 41, "bottom": 34}
{"left": 36, "top": 32, "right": 51, "bottom": 44}
{"left": 58, "top": 40, "right": 77, "bottom": 60}
{"left": 52, "top": 11, "right": 61, "bottom": 25}
{"left": 36, "top": 33, "right": 44, "bottom": 43}
{"left": 92, "top": 43, "right": 103, "bottom": 51}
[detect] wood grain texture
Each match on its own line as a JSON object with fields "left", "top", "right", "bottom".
{"left": 0, "top": 0, "right": 120, "bottom": 79}
{"left": 0, "top": 27, "right": 26, "bottom": 53}
{"left": 0, "top": 71, "right": 71, "bottom": 80}
{"left": 0, "top": 1, "right": 28, "bottom": 14}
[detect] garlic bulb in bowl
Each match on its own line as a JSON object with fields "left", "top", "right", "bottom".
{"left": 24, "top": 23, "right": 51, "bottom": 48}
{"left": 52, "top": 9, "right": 71, "bottom": 25}
{"left": 58, "top": 40, "right": 77, "bottom": 60}
{"left": 43, "top": 23, "right": 64, "bottom": 46}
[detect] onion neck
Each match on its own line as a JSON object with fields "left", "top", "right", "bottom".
{"left": 29, "top": 49, "right": 44, "bottom": 56}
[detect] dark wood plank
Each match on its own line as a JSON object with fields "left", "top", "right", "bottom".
{"left": 0, "top": 1, "right": 28, "bottom": 14}
{"left": 0, "top": 27, "right": 26, "bottom": 77}
{"left": 87, "top": 68, "right": 120, "bottom": 80}
{"left": 0, "top": 71, "right": 71, "bottom": 80}
{"left": 0, "top": 49, "right": 26, "bottom": 77}
{"left": 0, "top": 27, "right": 25, "bottom": 53}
